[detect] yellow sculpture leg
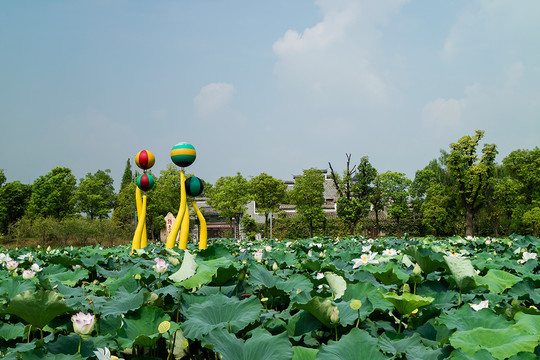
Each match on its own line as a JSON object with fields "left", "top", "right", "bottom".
{"left": 166, "top": 171, "right": 186, "bottom": 249}
{"left": 192, "top": 201, "right": 207, "bottom": 249}
{"left": 131, "top": 195, "right": 147, "bottom": 253}
{"left": 135, "top": 187, "right": 148, "bottom": 248}
{"left": 179, "top": 205, "right": 190, "bottom": 249}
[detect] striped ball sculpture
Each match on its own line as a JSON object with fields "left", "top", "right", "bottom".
{"left": 171, "top": 142, "right": 196, "bottom": 168}
{"left": 185, "top": 176, "right": 204, "bottom": 197}
{"left": 137, "top": 173, "right": 155, "bottom": 192}
{"left": 135, "top": 150, "right": 155, "bottom": 170}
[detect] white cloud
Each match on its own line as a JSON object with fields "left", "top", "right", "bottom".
{"left": 194, "top": 82, "right": 235, "bottom": 119}
{"left": 272, "top": 0, "right": 406, "bottom": 109}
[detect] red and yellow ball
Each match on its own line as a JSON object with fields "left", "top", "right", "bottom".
{"left": 135, "top": 150, "right": 155, "bottom": 170}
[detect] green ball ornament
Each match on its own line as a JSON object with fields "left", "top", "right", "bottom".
{"left": 171, "top": 142, "right": 196, "bottom": 167}
{"left": 185, "top": 176, "right": 204, "bottom": 197}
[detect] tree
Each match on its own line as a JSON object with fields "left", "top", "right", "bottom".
{"left": 289, "top": 168, "right": 325, "bottom": 238}
{"left": 112, "top": 182, "right": 137, "bottom": 227}
{"left": 329, "top": 155, "right": 376, "bottom": 234}
{"left": 206, "top": 173, "right": 250, "bottom": 238}
{"left": 370, "top": 173, "right": 386, "bottom": 236}
{"left": 503, "top": 147, "right": 540, "bottom": 205}
{"left": 446, "top": 130, "right": 497, "bottom": 237}
{"left": 249, "top": 173, "right": 287, "bottom": 238}
{"left": 380, "top": 171, "right": 411, "bottom": 236}
{"left": 522, "top": 204, "right": 540, "bottom": 236}
{"left": 421, "top": 183, "right": 452, "bottom": 236}
{"left": 0, "top": 181, "right": 32, "bottom": 234}
{"left": 0, "top": 169, "right": 6, "bottom": 188}
{"left": 120, "top": 158, "right": 133, "bottom": 190}
{"left": 74, "top": 169, "right": 116, "bottom": 219}
{"left": 27, "top": 167, "right": 77, "bottom": 219}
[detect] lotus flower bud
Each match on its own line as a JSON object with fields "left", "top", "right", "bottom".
{"left": 22, "top": 269, "right": 35, "bottom": 279}
{"left": 71, "top": 312, "right": 95, "bottom": 335}
{"left": 413, "top": 263, "right": 422, "bottom": 276}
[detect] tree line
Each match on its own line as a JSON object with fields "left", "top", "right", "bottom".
{"left": 1, "top": 130, "right": 539, "bottom": 244}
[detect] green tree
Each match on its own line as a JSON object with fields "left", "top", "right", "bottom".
{"left": 112, "top": 182, "right": 137, "bottom": 228}
{"left": 329, "top": 155, "right": 376, "bottom": 234}
{"left": 74, "top": 169, "right": 116, "bottom": 219}
{"left": 503, "top": 147, "right": 540, "bottom": 205}
{"left": 370, "top": 173, "right": 386, "bottom": 236}
{"left": 27, "top": 167, "right": 77, "bottom": 219}
{"left": 206, "top": 173, "right": 250, "bottom": 238}
{"left": 0, "top": 181, "right": 32, "bottom": 234}
{"left": 380, "top": 171, "right": 411, "bottom": 236}
{"left": 446, "top": 130, "right": 497, "bottom": 237}
{"left": 0, "top": 169, "right": 6, "bottom": 187}
{"left": 421, "top": 183, "right": 452, "bottom": 236}
{"left": 289, "top": 168, "right": 325, "bottom": 237}
{"left": 249, "top": 173, "right": 287, "bottom": 238}
{"left": 120, "top": 158, "right": 134, "bottom": 190}
{"left": 522, "top": 205, "right": 540, "bottom": 236}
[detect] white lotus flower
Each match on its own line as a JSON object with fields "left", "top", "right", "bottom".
{"left": 31, "top": 263, "right": 42, "bottom": 272}
{"left": 362, "top": 245, "right": 372, "bottom": 253}
{"left": 17, "top": 253, "right": 33, "bottom": 262}
{"left": 517, "top": 252, "right": 537, "bottom": 264}
{"left": 253, "top": 250, "right": 263, "bottom": 262}
{"left": 382, "top": 248, "right": 399, "bottom": 256}
{"left": 22, "top": 269, "right": 36, "bottom": 279}
{"left": 93, "top": 347, "right": 124, "bottom": 360}
{"left": 0, "top": 253, "right": 12, "bottom": 264}
{"left": 316, "top": 272, "right": 324, "bottom": 280}
{"left": 470, "top": 299, "right": 489, "bottom": 311}
{"left": 352, "top": 253, "right": 379, "bottom": 269}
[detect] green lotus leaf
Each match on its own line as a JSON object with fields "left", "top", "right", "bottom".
{"left": 117, "top": 306, "right": 170, "bottom": 349}
{"left": 206, "top": 327, "right": 293, "bottom": 360}
{"left": 294, "top": 296, "right": 340, "bottom": 328}
{"left": 402, "top": 246, "right": 446, "bottom": 274}
{"left": 324, "top": 273, "right": 346, "bottom": 300}
{"left": 0, "top": 278, "right": 36, "bottom": 299}
{"left": 315, "top": 328, "right": 386, "bottom": 360}
{"left": 98, "top": 288, "right": 146, "bottom": 318}
{"left": 285, "top": 310, "right": 323, "bottom": 337}
{"left": 292, "top": 346, "right": 319, "bottom": 360}
{"left": 4, "top": 290, "right": 73, "bottom": 329}
{"left": 48, "top": 268, "right": 89, "bottom": 287}
{"left": 0, "top": 322, "right": 25, "bottom": 340}
{"left": 178, "top": 257, "right": 234, "bottom": 289}
{"left": 382, "top": 292, "right": 434, "bottom": 315}
{"left": 247, "top": 263, "right": 278, "bottom": 288}
{"left": 447, "top": 349, "right": 497, "bottom": 359}
{"left": 437, "top": 305, "right": 509, "bottom": 331}
{"left": 365, "top": 262, "right": 409, "bottom": 286}
{"left": 377, "top": 332, "right": 424, "bottom": 357}
{"left": 168, "top": 250, "right": 198, "bottom": 283}
{"left": 449, "top": 327, "right": 540, "bottom": 359}
{"left": 512, "top": 312, "right": 540, "bottom": 335}
{"left": 476, "top": 269, "right": 522, "bottom": 294}
{"left": 443, "top": 255, "right": 477, "bottom": 291}
{"left": 181, "top": 294, "right": 263, "bottom": 340}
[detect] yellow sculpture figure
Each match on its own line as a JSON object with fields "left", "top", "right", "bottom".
{"left": 135, "top": 187, "right": 148, "bottom": 248}
{"left": 132, "top": 150, "right": 155, "bottom": 252}
{"left": 192, "top": 201, "right": 207, "bottom": 249}
{"left": 166, "top": 142, "right": 207, "bottom": 249}
{"left": 179, "top": 204, "right": 190, "bottom": 249}
{"left": 166, "top": 171, "right": 186, "bottom": 249}
{"left": 131, "top": 193, "right": 147, "bottom": 253}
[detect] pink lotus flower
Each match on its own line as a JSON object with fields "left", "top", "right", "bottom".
{"left": 5, "top": 260, "right": 18, "bottom": 271}
{"left": 22, "top": 269, "right": 35, "bottom": 279}
{"left": 153, "top": 258, "right": 169, "bottom": 274}
{"left": 71, "top": 312, "right": 95, "bottom": 335}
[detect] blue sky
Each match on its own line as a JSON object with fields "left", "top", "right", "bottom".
{"left": 1, "top": 0, "right": 539, "bottom": 188}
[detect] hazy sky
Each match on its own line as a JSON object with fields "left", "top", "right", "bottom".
{"left": 1, "top": 0, "right": 539, "bottom": 188}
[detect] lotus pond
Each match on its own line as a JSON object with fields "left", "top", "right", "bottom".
{"left": 0, "top": 235, "right": 539, "bottom": 359}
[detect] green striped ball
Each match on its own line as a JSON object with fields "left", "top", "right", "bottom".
{"left": 171, "top": 142, "right": 196, "bottom": 167}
